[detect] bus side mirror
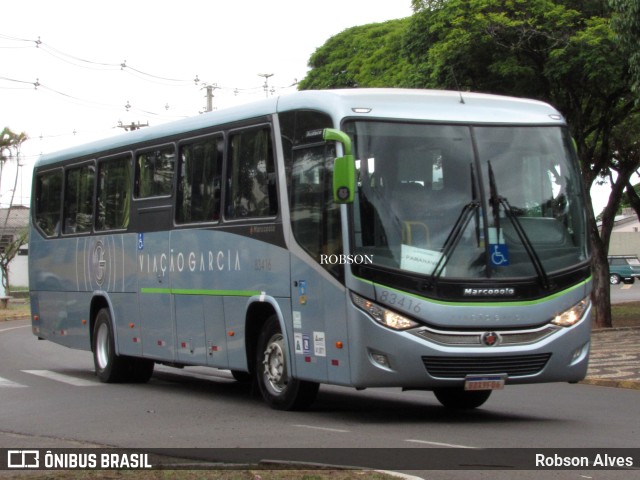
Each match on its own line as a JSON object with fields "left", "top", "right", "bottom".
{"left": 323, "top": 128, "right": 355, "bottom": 204}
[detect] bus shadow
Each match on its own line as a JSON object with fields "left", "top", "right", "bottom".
{"left": 148, "top": 368, "right": 255, "bottom": 398}
{"left": 143, "top": 368, "right": 564, "bottom": 426}
{"left": 308, "top": 386, "right": 562, "bottom": 425}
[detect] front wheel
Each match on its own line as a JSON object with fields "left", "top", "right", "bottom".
{"left": 255, "top": 315, "right": 319, "bottom": 410}
{"left": 610, "top": 274, "right": 621, "bottom": 285}
{"left": 433, "top": 388, "right": 492, "bottom": 410}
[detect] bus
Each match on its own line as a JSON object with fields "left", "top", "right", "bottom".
{"left": 29, "top": 89, "right": 592, "bottom": 410}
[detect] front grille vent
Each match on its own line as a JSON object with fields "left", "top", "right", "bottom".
{"left": 421, "top": 353, "right": 551, "bottom": 379}
{"left": 413, "top": 326, "right": 559, "bottom": 347}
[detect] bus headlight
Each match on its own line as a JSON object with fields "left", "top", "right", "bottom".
{"left": 351, "top": 293, "right": 419, "bottom": 330}
{"left": 551, "top": 297, "right": 590, "bottom": 327}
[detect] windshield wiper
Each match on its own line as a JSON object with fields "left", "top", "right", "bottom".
{"left": 487, "top": 161, "right": 551, "bottom": 290}
{"left": 430, "top": 164, "right": 480, "bottom": 283}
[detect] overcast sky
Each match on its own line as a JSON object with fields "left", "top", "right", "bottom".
{"left": 1, "top": 0, "right": 413, "bottom": 206}
{"left": 1, "top": 1, "right": 612, "bottom": 214}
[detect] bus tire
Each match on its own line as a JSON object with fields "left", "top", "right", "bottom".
{"left": 127, "top": 357, "right": 154, "bottom": 383}
{"left": 231, "top": 370, "right": 253, "bottom": 383}
{"left": 92, "top": 308, "right": 130, "bottom": 383}
{"left": 256, "top": 315, "right": 319, "bottom": 410}
{"left": 433, "top": 388, "right": 492, "bottom": 410}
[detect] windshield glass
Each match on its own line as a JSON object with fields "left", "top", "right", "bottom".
{"left": 348, "top": 121, "right": 588, "bottom": 281}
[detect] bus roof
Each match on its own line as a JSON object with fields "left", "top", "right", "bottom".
{"left": 36, "top": 88, "right": 565, "bottom": 168}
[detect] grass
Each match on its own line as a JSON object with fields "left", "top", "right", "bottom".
{"left": 608, "top": 301, "right": 640, "bottom": 327}
{"left": 0, "top": 300, "right": 30, "bottom": 321}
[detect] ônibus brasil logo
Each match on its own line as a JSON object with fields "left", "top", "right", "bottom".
{"left": 320, "top": 254, "right": 374, "bottom": 265}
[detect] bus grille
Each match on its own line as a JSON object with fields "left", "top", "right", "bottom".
{"left": 421, "top": 353, "right": 552, "bottom": 379}
{"left": 414, "top": 326, "right": 559, "bottom": 346}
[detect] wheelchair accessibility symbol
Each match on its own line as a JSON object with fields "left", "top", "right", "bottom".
{"left": 490, "top": 244, "right": 509, "bottom": 266}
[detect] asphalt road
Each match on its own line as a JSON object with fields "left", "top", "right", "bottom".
{"left": 1, "top": 319, "right": 638, "bottom": 479}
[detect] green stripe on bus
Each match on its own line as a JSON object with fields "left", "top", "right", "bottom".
{"left": 141, "top": 288, "right": 261, "bottom": 297}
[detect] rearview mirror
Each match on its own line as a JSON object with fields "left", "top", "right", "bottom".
{"left": 323, "top": 128, "right": 355, "bottom": 204}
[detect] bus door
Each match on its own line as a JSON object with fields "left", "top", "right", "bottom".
{"left": 289, "top": 141, "right": 349, "bottom": 385}
{"left": 170, "top": 134, "right": 227, "bottom": 367}
{"left": 134, "top": 146, "right": 176, "bottom": 362}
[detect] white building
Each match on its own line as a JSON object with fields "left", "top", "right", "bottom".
{"left": 607, "top": 208, "right": 640, "bottom": 257}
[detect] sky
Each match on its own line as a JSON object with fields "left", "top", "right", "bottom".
{"left": 1, "top": 0, "right": 414, "bottom": 207}
{"left": 1, "top": 0, "right": 612, "bottom": 214}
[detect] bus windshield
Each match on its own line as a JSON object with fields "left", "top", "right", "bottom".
{"left": 348, "top": 121, "right": 588, "bottom": 283}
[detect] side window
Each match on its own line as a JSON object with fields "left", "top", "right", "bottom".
{"left": 176, "top": 135, "right": 223, "bottom": 223}
{"left": 135, "top": 146, "right": 175, "bottom": 198}
{"left": 225, "top": 127, "right": 277, "bottom": 219}
{"left": 97, "top": 156, "right": 132, "bottom": 231}
{"left": 280, "top": 110, "right": 342, "bottom": 276}
{"left": 63, "top": 163, "right": 95, "bottom": 234}
{"left": 34, "top": 169, "right": 63, "bottom": 237}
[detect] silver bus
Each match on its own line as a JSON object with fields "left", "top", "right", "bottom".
{"left": 30, "top": 89, "right": 592, "bottom": 410}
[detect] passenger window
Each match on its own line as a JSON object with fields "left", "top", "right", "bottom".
{"left": 34, "top": 169, "right": 63, "bottom": 237}
{"left": 135, "top": 146, "right": 175, "bottom": 198}
{"left": 176, "top": 136, "right": 223, "bottom": 223}
{"left": 63, "top": 163, "right": 95, "bottom": 234}
{"left": 226, "top": 127, "right": 277, "bottom": 219}
{"left": 97, "top": 156, "right": 132, "bottom": 231}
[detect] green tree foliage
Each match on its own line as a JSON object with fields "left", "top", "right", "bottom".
{"left": 610, "top": 0, "right": 640, "bottom": 94}
{"left": 298, "top": 19, "right": 414, "bottom": 90}
{"left": 0, "top": 127, "right": 27, "bottom": 163}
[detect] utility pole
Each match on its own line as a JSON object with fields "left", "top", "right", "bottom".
{"left": 117, "top": 121, "right": 149, "bottom": 131}
{"left": 203, "top": 83, "right": 219, "bottom": 112}
{"left": 258, "top": 73, "right": 274, "bottom": 98}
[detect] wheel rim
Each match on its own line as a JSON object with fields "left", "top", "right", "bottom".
{"left": 96, "top": 323, "right": 110, "bottom": 370}
{"left": 262, "top": 333, "right": 288, "bottom": 394}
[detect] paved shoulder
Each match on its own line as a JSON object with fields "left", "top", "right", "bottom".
{"left": 582, "top": 327, "right": 640, "bottom": 390}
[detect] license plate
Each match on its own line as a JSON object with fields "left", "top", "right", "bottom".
{"left": 464, "top": 375, "right": 506, "bottom": 391}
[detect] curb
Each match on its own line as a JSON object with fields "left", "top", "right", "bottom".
{"left": 580, "top": 378, "right": 640, "bottom": 390}
{"left": 0, "top": 316, "right": 30, "bottom": 323}
{"left": 591, "top": 325, "right": 640, "bottom": 333}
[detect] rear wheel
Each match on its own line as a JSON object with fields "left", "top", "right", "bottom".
{"left": 255, "top": 315, "right": 319, "bottom": 410}
{"left": 433, "top": 388, "right": 492, "bottom": 410}
{"left": 92, "top": 308, "right": 129, "bottom": 383}
{"left": 93, "top": 308, "right": 154, "bottom": 383}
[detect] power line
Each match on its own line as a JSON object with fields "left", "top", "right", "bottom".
{"left": 1, "top": 34, "right": 299, "bottom": 96}
{"left": 0, "top": 74, "right": 188, "bottom": 118}
{"left": 1, "top": 34, "right": 201, "bottom": 85}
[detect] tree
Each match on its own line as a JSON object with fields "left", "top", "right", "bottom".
{"left": 298, "top": 19, "right": 414, "bottom": 90}
{"left": 0, "top": 127, "right": 29, "bottom": 295}
{"left": 610, "top": 0, "right": 640, "bottom": 95}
